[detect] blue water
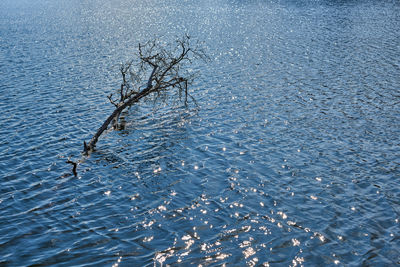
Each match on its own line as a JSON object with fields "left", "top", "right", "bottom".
{"left": 1, "top": 0, "right": 399, "bottom": 265}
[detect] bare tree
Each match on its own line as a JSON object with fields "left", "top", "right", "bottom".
{"left": 82, "top": 35, "right": 206, "bottom": 155}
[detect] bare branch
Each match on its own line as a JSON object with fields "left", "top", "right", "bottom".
{"left": 82, "top": 35, "right": 207, "bottom": 156}
{"left": 66, "top": 158, "right": 78, "bottom": 177}
{"left": 107, "top": 94, "right": 119, "bottom": 107}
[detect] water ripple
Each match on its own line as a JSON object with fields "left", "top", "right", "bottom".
{"left": 1, "top": 0, "right": 399, "bottom": 266}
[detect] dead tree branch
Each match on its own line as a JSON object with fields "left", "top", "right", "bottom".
{"left": 66, "top": 158, "right": 78, "bottom": 177}
{"left": 83, "top": 35, "right": 207, "bottom": 155}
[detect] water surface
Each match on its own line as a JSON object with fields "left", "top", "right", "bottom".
{"left": 0, "top": 0, "right": 399, "bottom": 265}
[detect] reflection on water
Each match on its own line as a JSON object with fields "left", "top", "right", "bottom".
{"left": 0, "top": 0, "right": 399, "bottom": 266}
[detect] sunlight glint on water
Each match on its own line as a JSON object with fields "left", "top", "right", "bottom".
{"left": 0, "top": 0, "right": 399, "bottom": 266}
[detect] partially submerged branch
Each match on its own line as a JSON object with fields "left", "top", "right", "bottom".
{"left": 83, "top": 64, "right": 158, "bottom": 153}
{"left": 83, "top": 35, "right": 206, "bottom": 155}
{"left": 66, "top": 158, "right": 78, "bottom": 177}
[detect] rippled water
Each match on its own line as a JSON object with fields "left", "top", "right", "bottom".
{"left": 1, "top": 0, "right": 399, "bottom": 265}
